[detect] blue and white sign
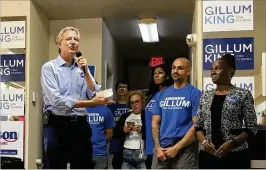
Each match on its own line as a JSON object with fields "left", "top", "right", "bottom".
{"left": 0, "top": 21, "right": 26, "bottom": 48}
{"left": 0, "top": 89, "right": 25, "bottom": 116}
{"left": 88, "top": 65, "right": 96, "bottom": 78}
{"left": 0, "top": 54, "right": 25, "bottom": 82}
{"left": 107, "top": 104, "right": 129, "bottom": 123}
{"left": 203, "top": 37, "right": 254, "bottom": 70}
{"left": 203, "top": 77, "right": 255, "bottom": 97}
{"left": 203, "top": 1, "right": 253, "bottom": 32}
{"left": 0, "top": 121, "right": 24, "bottom": 160}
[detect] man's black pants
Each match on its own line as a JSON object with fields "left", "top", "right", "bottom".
{"left": 46, "top": 114, "right": 93, "bottom": 169}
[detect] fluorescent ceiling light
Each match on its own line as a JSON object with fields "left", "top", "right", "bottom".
{"left": 138, "top": 18, "right": 159, "bottom": 43}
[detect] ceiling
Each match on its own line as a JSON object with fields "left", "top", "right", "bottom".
{"left": 33, "top": 0, "right": 195, "bottom": 59}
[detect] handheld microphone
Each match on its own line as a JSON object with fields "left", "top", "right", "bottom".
{"left": 76, "top": 51, "right": 82, "bottom": 58}
{"left": 75, "top": 51, "right": 86, "bottom": 73}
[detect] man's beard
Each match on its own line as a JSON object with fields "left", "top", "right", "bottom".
{"left": 172, "top": 74, "right": 181, "bottom": 81}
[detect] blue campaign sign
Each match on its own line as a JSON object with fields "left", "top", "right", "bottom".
{"left": 88, "top": 65, "right": 95, "bottom": 78}
{"left": 107, "top": 103, "right": 129, "bottom": 123}
{"left": 203, "top": 37, "right": 254, "bottom": 70}
{"left": 0, "top": 54, "right": 25, "bottom": 82}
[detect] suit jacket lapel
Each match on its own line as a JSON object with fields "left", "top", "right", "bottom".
{"left": 204, "top": 90, "right": 216, "bottom": 140}
{"left": 220, "top": 86, "right": 236, "bottom": 133}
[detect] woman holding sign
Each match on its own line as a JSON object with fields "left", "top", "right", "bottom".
{"left": 194, "top": 54, "right": 257, "bottom": 169}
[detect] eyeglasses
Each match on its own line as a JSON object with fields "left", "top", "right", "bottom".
{"left": 118, "top": 86, "right": 128, "bottom": 90}
{"left": 130, "top": 100, "right": 140, "bottom": 105}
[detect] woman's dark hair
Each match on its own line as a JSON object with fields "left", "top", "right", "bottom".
{"left": 146, "top": 63, "right": 173, "bottom": 102}
{"left": 221, "top": 53, "right": 236, "bottom": 77}
{"left": 115, "top": 80, "right": 130, "bottom": 92}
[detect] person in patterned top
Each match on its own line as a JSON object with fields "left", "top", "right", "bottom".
{"left": 195, "top": 53, "right": 257, "bottom": 169}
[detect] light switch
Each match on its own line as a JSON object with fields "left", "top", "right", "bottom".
{"left": 32, "top": 92, "right": 37, "bottom": 102}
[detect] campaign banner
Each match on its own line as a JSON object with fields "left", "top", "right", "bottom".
{"left": 0, "top": 121, "right": 24, "bottom": 160}
{"left": 203, "top": 37, "right": 254, "bottom": 70}
{"left": 203, "top": 77, "right": 254, "bottom": 97}
{"left": 0, "top": 21, "right": 26, "bottom": 48}
{"left": 107, "top": 104, "right": 129, "bottom": 123}
{"left": 0, "top": 54, "right": 25, "bottom": 82}
{"left": 203, "top": 1, "right": 253, "bottom": 32}
{"left": 0, "top": 89, "right": 25, "bottom": 116}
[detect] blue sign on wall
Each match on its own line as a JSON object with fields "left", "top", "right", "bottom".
{"left": 203, "top": 37, "right": 254, "bottom": 70}
{"left": 88, "top": 65, "right": 95, "bottom": 78}
{"left": 0, "top": 54, "right": 25, "bottom": 82}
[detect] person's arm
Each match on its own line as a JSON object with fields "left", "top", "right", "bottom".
{"left": 41, "top": 64, "right": 112, "bottom": 110}
{"left": 194, "top": 92, "right": 216, "bottom": 154}
{"left": 84, "top": 71, "right": 97, "bottom": 91}
{"left": 222, "top": 91, "right": 257, "bottom": 146}
{"left": 76, "top": 56, "right": 100, "bottom": 92}
{"left": 84, "top": 69, "right": 101, "bottom": 93}
{"left": 74, "top": 99, "right": 112, "bottom": 108}
{"left": 152, "top": 115, "right": 162, "bottom": 148}
{"left": 152, "top": 114, "right": 167, "bottom": 161}
{"left": 151, "top": 92, "right": 163, "bottom": 148}
{"left": 105, "top": 107, "right": 115, "bottom": 143}
{"left": 194, "top": 92, "right": 211, "bottom": 143}
{"left": 105, "top": 129, "right": 113, "bottom": 143}
{"left": 214, "top": 91, "right": 257, "bottom": 157}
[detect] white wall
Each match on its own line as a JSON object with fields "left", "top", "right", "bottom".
{"left": 0, "top": 0, "right": 30, "bottom": 17}
{"left": 102, "top": 21, "right": 118, "bottom": 89}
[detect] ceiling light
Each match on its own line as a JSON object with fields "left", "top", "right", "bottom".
{"left": 138, "top": 18, "right": 159, "bottom": 43}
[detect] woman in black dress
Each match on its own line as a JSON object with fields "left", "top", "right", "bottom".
{"left": 195, "top": 54, "right": 257, "bottom": 169}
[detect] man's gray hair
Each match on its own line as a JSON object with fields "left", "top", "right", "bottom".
{"left": 55, "top": 27, "right": 80, "bottom": 44}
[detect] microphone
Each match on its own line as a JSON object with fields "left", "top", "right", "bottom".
{"left": 76, "top": 51, "right": 82, "bottom": 58}
{"left": 75, "top": 51, "right": 86, "bottom": 73}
